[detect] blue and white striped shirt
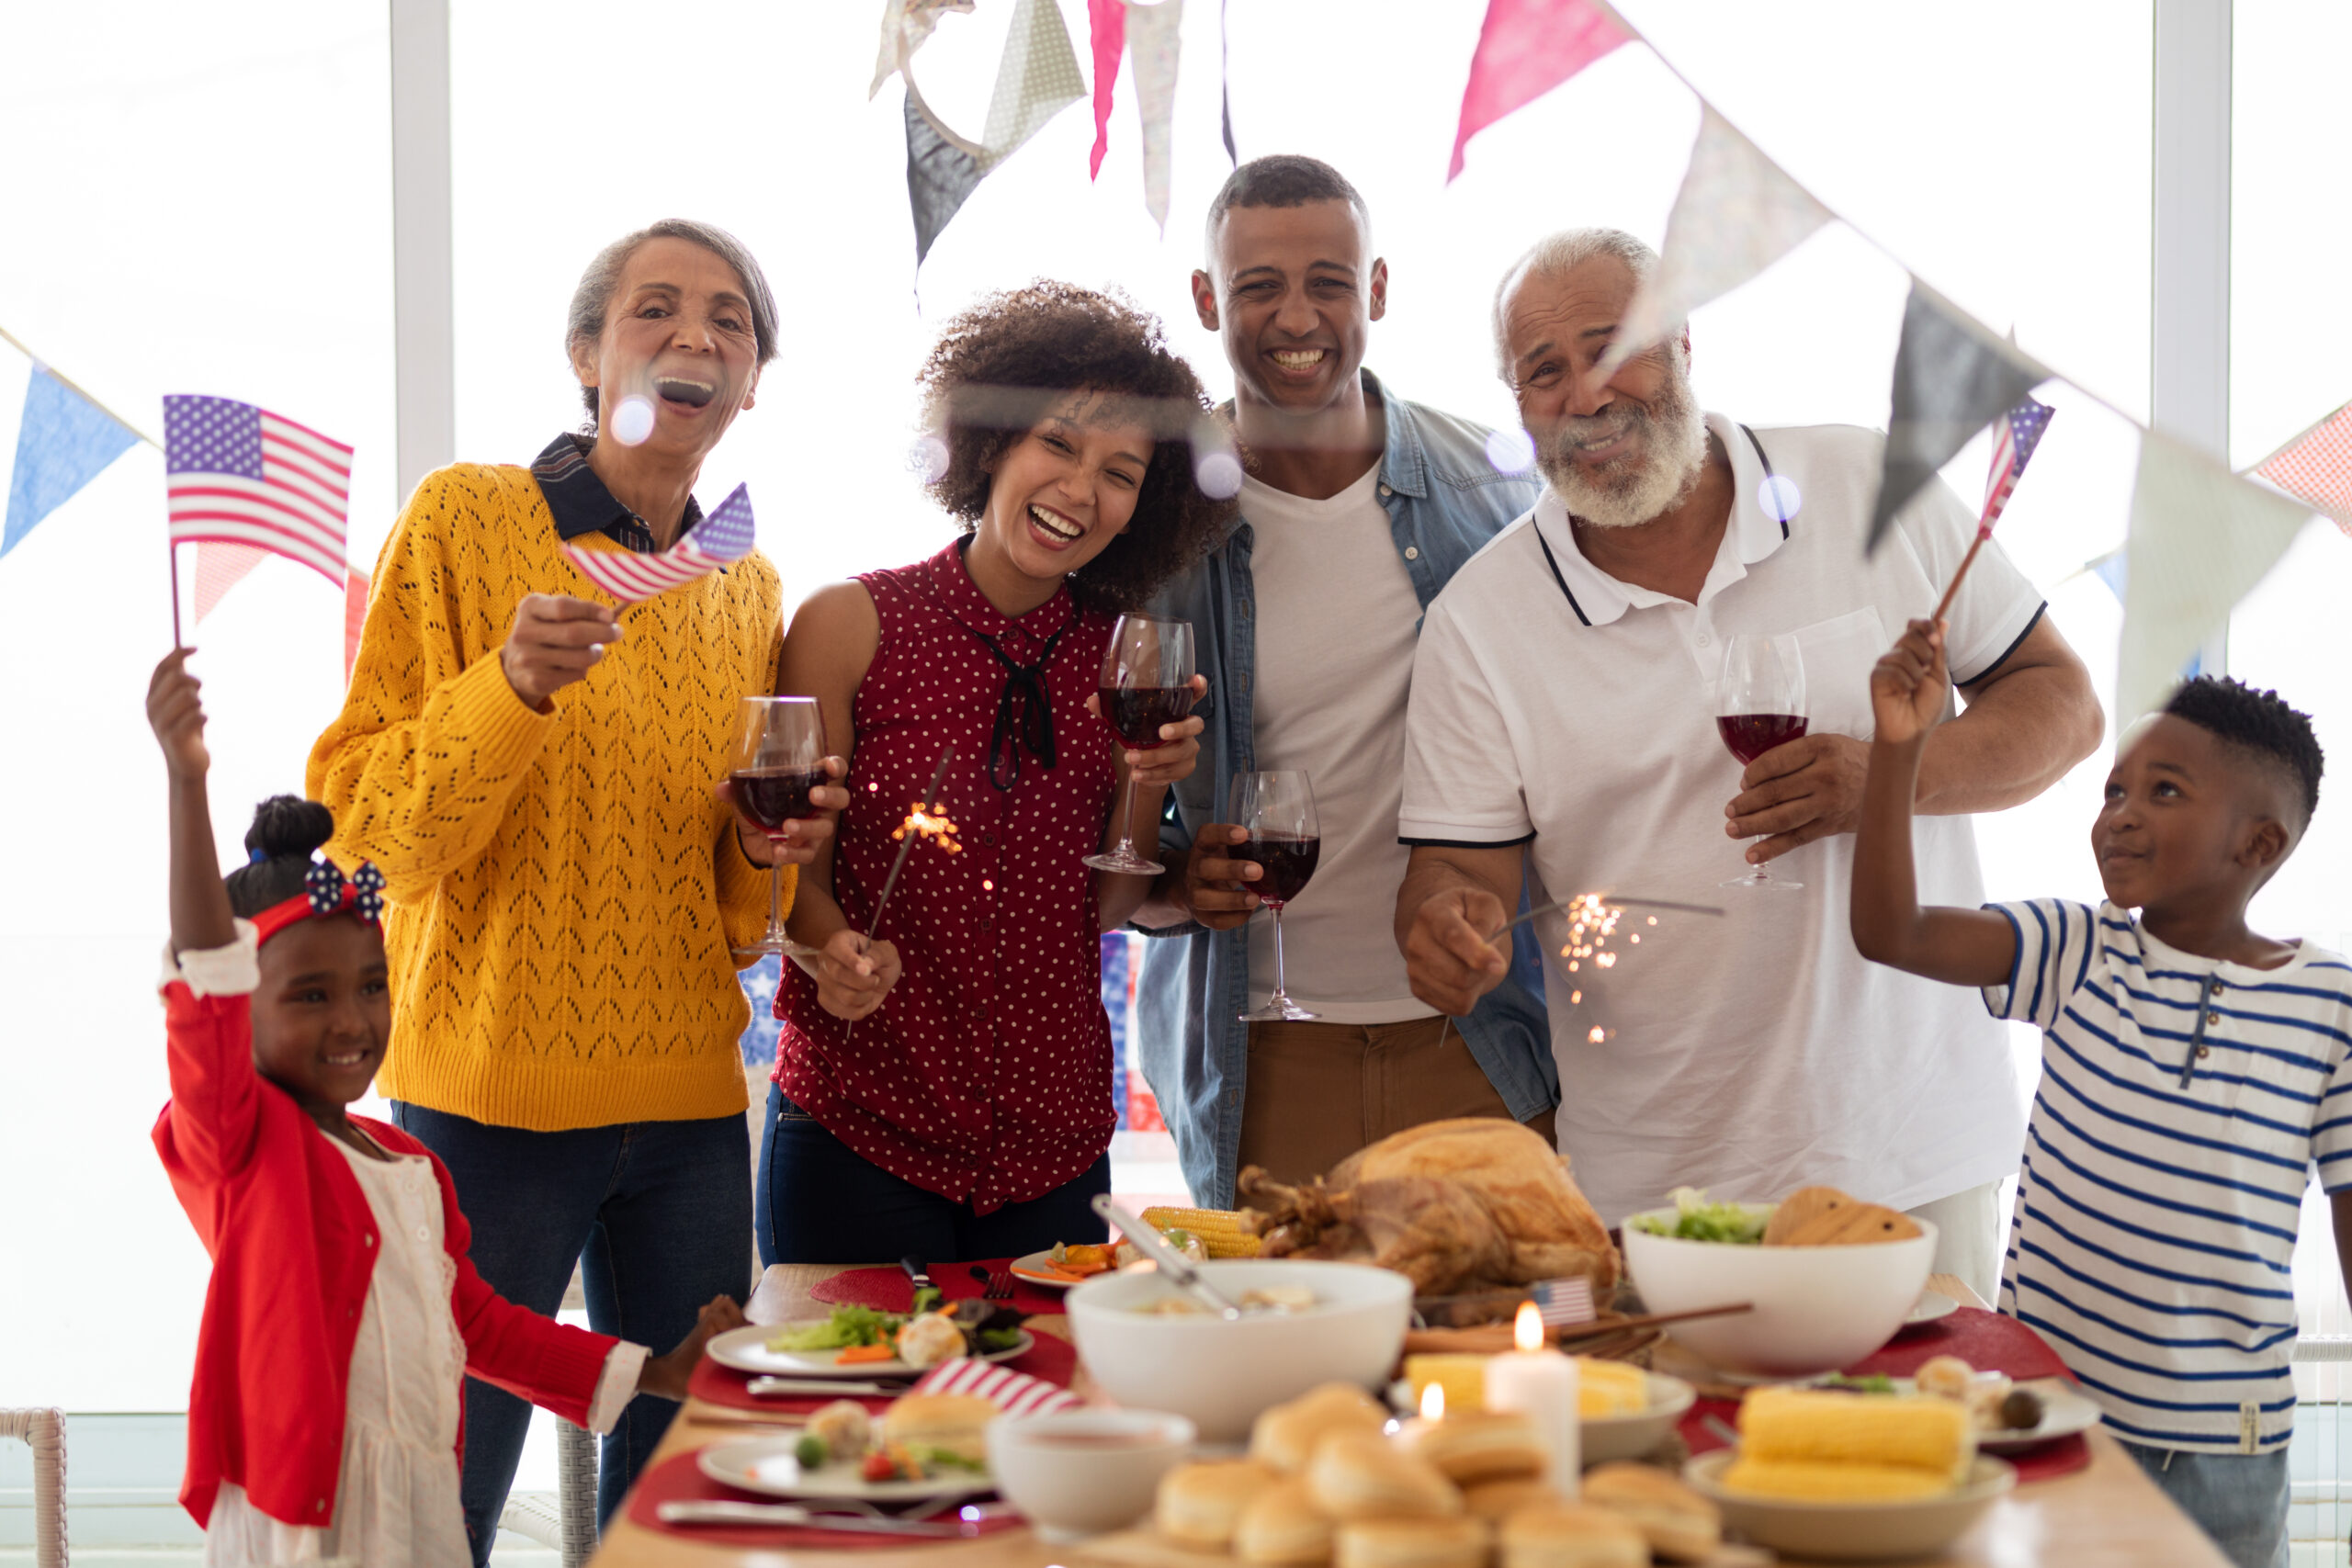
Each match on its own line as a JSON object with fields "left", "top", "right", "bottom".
{"left": 1984, "top": 899, "right": 2352, "bottom": 1453}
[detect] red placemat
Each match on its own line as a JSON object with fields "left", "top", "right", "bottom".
{"left": 1676, "top": 1308, "right": 2092, "bottom": 1483}
{"left": 687, "top": 1325, "right": 1080, "bottom": 1414}
{"left": 624, "top": 1450, "right": 1023, "bottom": 1550}
{"left": 812, "top": 1257, "right": 1072, "bottom": 1317}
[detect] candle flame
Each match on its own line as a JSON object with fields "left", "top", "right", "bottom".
{"left": 1420, "top": 1382, "right": 1445, "bottom": 1420}
{"left": 892, "top": 799, "right": 963, "bottom": 854}
{"left": 1514, "top": 1299, "right": 1544, "bottom": 1352}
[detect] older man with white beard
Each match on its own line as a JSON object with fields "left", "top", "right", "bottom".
{"left": 1393, "top": 229, "right": 2102, "bottom": 1301}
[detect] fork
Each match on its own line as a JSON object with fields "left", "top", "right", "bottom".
{"left": 983, "top": 1268, "right": 1016, "bottom": 1301}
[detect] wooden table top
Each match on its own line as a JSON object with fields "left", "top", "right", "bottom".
{"left": 586, "top": 1267, "right": 2227, "bottom": 1568}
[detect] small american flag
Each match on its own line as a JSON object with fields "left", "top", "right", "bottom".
{"left": 164, "top": 395, "right": 353, "bottom": 587}
{"left": 1531, "top": 1276, "right": 1596, "bottom": 1328}
{"left": 563, "top": 481, "right": 756, "bottom": 604}
{"left": 1978, "top": 396, "right": 2055, "bottom": 536}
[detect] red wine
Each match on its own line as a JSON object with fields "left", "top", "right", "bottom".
{"left": 733, "top": 767, "right": 824, "bottom": 830}
{"left": 1099, "top": 685, "right": 1193, "bottom": 750}
{"left": 1717, "top": 713, "right": 1809, "bottom": 765}
{"left": 1239, "top": 835, "right": 1321, "bottom": 908}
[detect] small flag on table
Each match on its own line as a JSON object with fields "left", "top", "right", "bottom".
{"left": 1979, "top": 395, "right": 2056, "bottom": 535}
{"left": 1531, "top": 1276, "right": 1596, "bottom": 1328}
{"left": 563, "top": 481, "right": 756, "bottom": 603}
{"left": 164, "top": 395, "right": 352, "bottom": 587}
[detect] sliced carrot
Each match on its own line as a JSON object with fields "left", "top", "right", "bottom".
{"left": 836, "top": 1343, "right": 899, "bottom": 1364}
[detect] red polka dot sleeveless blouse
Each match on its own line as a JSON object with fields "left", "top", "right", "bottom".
{"left": 774, "top": 539, "right": 1119, "bottom": 1213}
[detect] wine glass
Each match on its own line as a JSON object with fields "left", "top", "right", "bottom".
{"left": 1231, "top": 770, "right": 1321, "bottom": 1021}
{"left": 1714, "top": 633, "right": 1809, "bottom": 891}
{"left": 729, "top": 695, "right": 827, "bottom": 954}
{"left": 1082, "top": 614, "right": 1195, "bottom": 875}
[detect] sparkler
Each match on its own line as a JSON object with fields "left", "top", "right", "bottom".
{"left": 1434, "top": 893, "right": 1722, "bottom": 1050}
{"left": 865, "top": 749, "right": 959, "bottom": 940}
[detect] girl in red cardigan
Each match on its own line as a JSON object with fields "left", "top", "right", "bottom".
{"left": 146, "top": 648, "right": 741, "bottom": 1566}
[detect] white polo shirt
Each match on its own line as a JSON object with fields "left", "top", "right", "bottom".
{"left": 1398, "top": 414, "right": 2044, "bottom": 1225}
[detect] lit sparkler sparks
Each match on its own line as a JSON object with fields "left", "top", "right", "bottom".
{"left": 865, "top": 750, "right": 957, "bottom": 940}
{"left": 891, "top": 799, "right": 963, "bottom": 856}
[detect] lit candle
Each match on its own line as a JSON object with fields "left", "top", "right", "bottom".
{"left": 1482, "top": 1301, "right": 1581, "bottom": 1497}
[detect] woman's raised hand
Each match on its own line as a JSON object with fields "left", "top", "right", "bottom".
{"left": 147, "top": 648, "right": 210, "bottom": 779}
{"left": 812, "top": 930, "right": 901, "bottom": 1022}
{"left": 501, "top": 592, "right": 623, "bottom": 709}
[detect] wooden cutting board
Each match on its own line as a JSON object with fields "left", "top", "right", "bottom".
{"left": 1761, "top": 1185, "right": 1922, "bottom": 1246}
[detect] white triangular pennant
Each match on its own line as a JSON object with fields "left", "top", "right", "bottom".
{"left": 1125, "top": 0, "right": 1183, "bottom": 233}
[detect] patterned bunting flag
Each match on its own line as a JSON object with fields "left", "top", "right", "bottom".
{"left": 4, "top": 362, "right": 141, "bottom": 558}
{"left": 1601, "top": 107, "right": 1830, "bottom": 377}
{"left": 2252, "top": 400, "right": 2352, "bottom": 535}
{"left": 164, "top": 394, "right": 352, "bottom": 588}
{"left": 1449, "top": 0, "right": 1629, "bottom": 182}
{"left": 562, "top": 481, "right": 756, "bottom": 604}
{"left": 1126, "top": 0, "right": 1184, "bottom": 232}
{"left": 870, "top": 0, "right": 973, "bottom": 98}
{"left": 1866, "top": 283, "right": 2046, "bottom": 556}
{"left": 193, "top": 541, "right": 269, "bottom": 622}
{"left": 1088, "top": 0, "right": 1125, "bottom": 179}
{"left": 900, "top": 0, "right": 1086, "bottom": 265}
{"left": 345, "top": 567, "right": 369, "bottom": 680}
{"left": 2120, "top": 432, "right": 2313, "bottom": 720}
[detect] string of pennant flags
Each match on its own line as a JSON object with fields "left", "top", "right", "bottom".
{"left": 5, "top": 0, "right": 2352, "bottom": 719}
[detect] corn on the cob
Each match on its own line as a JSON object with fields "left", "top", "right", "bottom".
{"left": 1573, "top": 1358, "right": 1649, "bottom": 1416}
{"left": 1141, "top": 1206, "right": 1263, "bottom": 1258}
{"left": 1719, "top": 1459, "right": 1956, "bottom": 1501}
{"left": 1736, "top": 1387, "right": 1973, "bottom": 1481}
{"left": 1404, "top": 1353, "right": 1491, "bottom": 1414}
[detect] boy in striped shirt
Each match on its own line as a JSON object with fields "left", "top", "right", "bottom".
{"left": 1852, "top": 616, "right": 2346, "bottom": 1568}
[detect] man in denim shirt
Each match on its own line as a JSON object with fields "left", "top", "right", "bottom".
{"left": 1133, "top": 157, "right": 1554, "bottom": 1208}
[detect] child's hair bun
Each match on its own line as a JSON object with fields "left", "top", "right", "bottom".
{"left": 244, "top": 795, "right": 334, "bottom": 863}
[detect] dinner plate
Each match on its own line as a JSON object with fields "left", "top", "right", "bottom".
{"left": 696, "top": 1435, "right": 994, "bottom": 1504}
{"left": 707, "top": 1321, "right": 1035, "bottom": 1379}
{"left": 1684, "top": 1450, "right": 2015, "bottom": 1561}
{"left": 1008, "top": 1249, "right": 1089, "bottom": 1289}
{"left": 1905, "top": 1289, "right": 1959, "bottom": 1325}
{"left": 1975, "top": 1377, "right": 2101, "bottom": 1453}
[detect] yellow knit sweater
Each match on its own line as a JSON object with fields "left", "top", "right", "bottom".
{"left": 306, "top": 461, "right": 791, "bottom": 1131}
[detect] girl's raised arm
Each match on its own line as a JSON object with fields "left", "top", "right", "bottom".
{"left": 149, "top": 649, "right": 235, "bottom": 956}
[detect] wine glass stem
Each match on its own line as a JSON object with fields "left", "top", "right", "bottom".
{"left": 767, "top": 860, "right": 786, "bottom": 940}
{"left": 1270, "top": 905, "right": 1290, "bottom": 1004}
{"left": 1115, "top": 776, "right": 1141, "bottom": 859}
{"left": 1748, "top": 837, "right": 1770, "bottom": 882}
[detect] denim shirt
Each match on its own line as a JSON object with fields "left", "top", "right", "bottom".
{"left": 1135, "top": 371, "right": 1555, "bottom": 1207}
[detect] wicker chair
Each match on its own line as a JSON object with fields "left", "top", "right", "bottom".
{"left": 0, "top": 1408, "right": 66, "bottom": 1568}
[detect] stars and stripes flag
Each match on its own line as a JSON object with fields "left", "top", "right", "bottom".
{"left": 164, "top": 395, "right": 352, "bottom": 587}
{"left": 1977, "top": 395, "right": 2056, "bottom": 537}
{"left": 1531, "top": 1275, "right": 1596, "bottom": 1328}
{"left": 562, "top": 480, "right": 756, "bottom": 603}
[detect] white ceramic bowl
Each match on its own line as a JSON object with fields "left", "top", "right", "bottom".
{"left": 1623, "top": 1209, "right": 1936, "bottom": 1378}
{"left": 1683, "top": 1450, "right": 2015, "bottom": 1561}
{"left": 987, "top": 1409, "right": 1196, "bottom": 1542}
{"left": 1067, "top": 1260, "right": 1413, "bottom": 1443}
{"left": 1579, "top": 1371, "right": 1698, "bottom": 1463}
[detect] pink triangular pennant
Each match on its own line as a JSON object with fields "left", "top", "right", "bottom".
{"left": 2254, "top": 401, "right": 2352, "bottom": 536}
{"left": 344, "top": 566, "right": 369, "bottom": 680}
{"left": 1449, "top": 0, "right": 1630, "bottom": 181}
{"left": 1088, "top": 0, "right": 1125, "bottom": 179}
{"left": 193, "top": 541, "right": 268, "bottom": 622}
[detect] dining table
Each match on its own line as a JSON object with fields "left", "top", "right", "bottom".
{"left": 586, "top": 1267, "right": 2231, "bottom": 1568}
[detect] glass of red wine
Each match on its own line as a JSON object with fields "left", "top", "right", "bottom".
{"left": 1231, "top": 769, "right": 1321, "bottom": 1022}
{"left": 729, "top": 694, "right": 828, "bottom": 954}
{"left": 1715, "top": 632, "right": 1809, "bottom": 891}
{"left": 1083, "top": 613, "right": 1196, "bottom": 876}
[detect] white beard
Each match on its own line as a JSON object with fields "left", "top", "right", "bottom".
{"left": 1534, "top": 359, "right": 1708, "bottom": 530}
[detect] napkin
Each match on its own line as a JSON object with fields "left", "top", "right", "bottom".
{"left": 914, "top": 1355, "right": 1083, "bottom": 1416}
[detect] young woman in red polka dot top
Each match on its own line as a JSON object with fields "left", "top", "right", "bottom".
{"left": 757, "top": 283, "right": 1237, "bottom": 1263}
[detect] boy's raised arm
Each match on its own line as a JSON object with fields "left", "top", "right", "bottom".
{"left": 1850, "top": 619, "right": 2020, "bottom": 987}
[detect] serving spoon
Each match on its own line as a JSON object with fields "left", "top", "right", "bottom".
{"left": 1091, "top": 1193, "right": 1246, "bottom": 1321}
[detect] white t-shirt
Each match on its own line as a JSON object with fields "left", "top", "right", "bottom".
{"left": 1242, "top": 463, "right": 1437, "bottom": 1022}
{"left": 1398, "top": 414, "right": 2043, "bottom": 1225}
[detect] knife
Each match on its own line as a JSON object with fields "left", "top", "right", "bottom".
{"left": 656, "top": 1500, "right": 966, "bottom": 1535}
{"left": 902, "top": 1256, "right": 936, "bottom": 1303}
{"left": 746, "top": 1376, "right": 908, "bottom": 1397}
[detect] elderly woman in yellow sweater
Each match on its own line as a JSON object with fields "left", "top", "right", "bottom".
{"left": 306, "top": 219, "right": 839, "bottom": 1551}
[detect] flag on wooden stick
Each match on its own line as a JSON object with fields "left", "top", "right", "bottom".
{"left": 563, "top": 481, "right": 756, "bottom": 604}
{"left": 164, "top": 395, "right": 352, "bottom": 587}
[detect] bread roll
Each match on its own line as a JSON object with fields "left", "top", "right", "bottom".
{"left": 1462, "top": 1478, "right": 1561, "bottom": 1522}
{"left": 1075, "top": 1528, "right": 1249, "bottom": 1568}
{"left": 1252, "top": 1383, "right": 1390, "bottom": 1472}
{"left": 1580, "top": 1462, "right": 1721, "bottom": 1562}
{"left": 1405, "top": 1412, "right": 1544, "bottom": 1484}
{"left": 1497, "top": 1505, "right": 1646, "bottom": 1568}
{"left": 1307, "top": 1433, "right": 1464, "bottom": 1521}
{"left": 1158, "top": 1459, "right": 1282, "bottom": 1549}
{"left": 1335, "top": 1516, "right": 1488, "bottom": 1568}
{"left": 1236, "top": 1478, "right": 1337, "bottom": 1566}
{"left": 876, "top": 1392, "right": 998, "bottom": 1464}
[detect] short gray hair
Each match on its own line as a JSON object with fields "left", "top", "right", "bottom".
{"left": 1490, "top": 227, "right": 1659, "bottom": 380}
{"left": 565, "top": 219, "right": 782, "bottom": 426}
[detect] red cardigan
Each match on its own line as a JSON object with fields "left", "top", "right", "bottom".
{"left": 154, "top": 979, "right": 619, "bottom": 1529}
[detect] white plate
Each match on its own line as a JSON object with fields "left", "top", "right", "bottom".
{"left": 696, "top": 1435, "right": 994, "bottom": 1504}
{"left": 1977, "top": 1378, "right": 2102, "bottom": 1453}
{"left": 1684, "top": 1450, "right": 2015, "bottom": 1562}
{"left": 1905, "top": 1289, "right": 1959, "bottom": 1325}
{"left": 1581, "top": 1371, "right": 1699, "bottom": 1463}
{"left": 1008, "top": 1250, "right": 1086, "bottom": 1289}
{"left": 708, "top": 1321, "right": 1035, "bottom": 1379}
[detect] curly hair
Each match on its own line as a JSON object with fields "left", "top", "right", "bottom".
{"left": 2165, "top": 675, "right": 2324, "bottom": 827}
{"left": 916, "top": 280, "right": 1236, "bottom": 613}
{"left": 224, "top": 795, "right": 336, "bottom": 917}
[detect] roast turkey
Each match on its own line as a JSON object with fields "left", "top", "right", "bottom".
{"left": 1237, "top": 1118, "right": 1621, "bottom": 1297}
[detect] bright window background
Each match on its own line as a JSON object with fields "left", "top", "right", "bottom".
{"left": 2, "top": 1, "right": 2344, "bottom": 1436}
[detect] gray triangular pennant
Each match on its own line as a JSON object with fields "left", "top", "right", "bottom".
{"left": 1867, "top": 281, "right": 2047, "bottom": 554}
{"left": 905, "top": 94, "right": 984, "bottom": 266}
